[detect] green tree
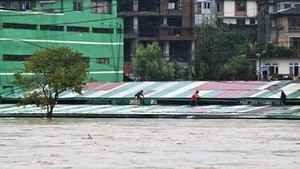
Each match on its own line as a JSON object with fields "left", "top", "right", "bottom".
{"left": 256, "top": 43, "right": 296, "bottom": 58}
{"left": 15, "top": 47, "right": 87, "bottom": 118}
{"left": 223, "top": 54, "right": 255, "bottom": 80}
{"left": 133, "top": 42, "right": 175, "bottom": 81}
{"left": 193, "top": 24, "right": 248, "bottom": 80}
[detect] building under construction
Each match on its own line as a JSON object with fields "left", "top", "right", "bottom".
{"left": 118, "top": 0, "right": 194, "bottom": 79}
{"left": 0, "top": 0, "right": 124, "bottom": 91}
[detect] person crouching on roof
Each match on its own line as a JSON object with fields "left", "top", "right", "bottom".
{"left": 135, "top": 90, "right": 144, "bottom": 105}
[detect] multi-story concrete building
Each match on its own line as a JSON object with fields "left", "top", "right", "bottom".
{"left": 215, "top": 0, "right": 258, "bottom": 40}
{"left": 0, "top": 0, "right": 123, "bottom": 90}
{"left": 118, "top": 0, "right": 194, "bottom": 79}
{"left": 194, "top": 0, "right": 217, "bottom": 25}
{"left": 257, "top": 0, "right": 300, "bottom": 80}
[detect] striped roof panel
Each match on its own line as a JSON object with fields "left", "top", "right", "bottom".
{"left": 2, "top": 81, "right": 300, "bottom": 99}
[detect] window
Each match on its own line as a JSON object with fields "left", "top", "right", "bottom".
{"left": 195, "top": 2, "right": 202, "bottom": 14}
{"left": 67, "top": 26, "right": 89, "bottom": 33}
{"left": 2, "top": 54, "right": 31, "bottom": 61}
{"left": 295, "top": 63, "right": 299, "bottom": 77}
{"left": 288, "top": 16, "right": 300, "bottom": 32}
{"left": 236, "top": 0, "right": 246, "bottom": 11}
{"left": 39, "top": 0, "right": 57, "bottom": 12}
{"left": 217, "top": 2, "right": 221, "bottom": 12}
{"left": 204, "top": 2, "right": 210, "bottom": 9}
{"left": 289, "top": 63, "right": 293, "bottom": 76}
{"left": 237, "top": 18, "right": 245, "bottom": 25}
{"left": 73, "top": 0, "right": 83, "bottom": 11}
{"left": 289, "top": 63, "right": 299, "bottom": 77}
{"left": 250, "top": 18, "right": 256, "bottom": 25}
{"left": 290, "top": 37, "right": 300, "bottom": 51}
{"left": 2, "top": 23, "right": 37, "bottom": 30}
{"left": 168, "top": 2, "right": 175, "bottom": 10}
{"left": 269, "top": 64, "right": 278, "bottom": 75}
{"left": 92, "top": 27, "right": 113, "bottom": 33}
{"left": 91, "top": 0, "right": 112, "bottom": 14}
{"left": 168, "top": 0, "right": 181, "bottom": 10}
{"left": 40, "top": 25, "right": 64, "bottom": 31}
{"left": 116, "top": 28, "right": 123, "bottom": 33}
{"left": 96, "top": 58, "right": 109, "bottom": 64}
{"left": 0, "top": 0, "right": 36, "bottom": 11}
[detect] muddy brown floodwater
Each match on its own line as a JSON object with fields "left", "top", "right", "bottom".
{"left": 0, "top": 118, "right": 300, "bottom": 169}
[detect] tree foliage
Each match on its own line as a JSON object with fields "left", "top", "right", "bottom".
{"left": 133, "top": 42, "right": 175, "bottom": 81}
{"left": 224, "top": 54, "right": 255, "bottom": 80}
{"left": 15, "top": 47, "right": 87, "bottom": 118}
{"left": 193, "top": 24, "right": 255, "bottom": 80}
{"left": 256, "top": 43, "right": 297, "bottom": 58}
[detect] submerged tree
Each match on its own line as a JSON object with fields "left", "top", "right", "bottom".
{"left": 193, "top": 24, "right": 253, "bottom": 80}
{"left": 15, "top": 47, "right": 87, "bottom": 118}
{"left": 133, "top": 42, "right": 175, "bottom": 81}
{"left": 223, "top": 54, "right": 256, "bottom": 80}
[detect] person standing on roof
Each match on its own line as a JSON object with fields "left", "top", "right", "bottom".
{"left": 191, "top": 90, "right": 199, "bottom": 106}
{"left": 280, "top": 90, "right": 287, "bottom": 105}
{"left": 134, "top": 90, "right": 144, "bottom": 105}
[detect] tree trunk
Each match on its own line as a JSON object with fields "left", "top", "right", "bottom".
{"left": 46, "top": 92, "right": 58, "bottom": 119}
{"left": 46, "top": 104, "right": 55, "bottom": 118}
{"left": 46, "top": 110, "right": 53, "bottom": 119}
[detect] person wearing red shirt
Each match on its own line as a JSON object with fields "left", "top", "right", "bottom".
{"left": 191, "top": 90, "right": 199, "bottom": 106}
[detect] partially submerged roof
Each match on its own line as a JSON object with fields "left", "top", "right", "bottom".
{"left": 2, "top": 81, "right": 300, "bottom": 99}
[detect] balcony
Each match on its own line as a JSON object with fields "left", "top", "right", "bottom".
{"left": 159, "top": 26, "right": 193, "bottom": 40}
{"left": 289, "top": 26, "right": 300, "bottom": 32}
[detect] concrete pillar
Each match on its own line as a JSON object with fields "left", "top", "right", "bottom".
{"left": 163, "top": 17, "right": 168, "bottom": 25}
{"left": 189, "top": 41, "right": 195, "bottom": 80}
{"left": 163, "top": 41, "right": 170, "bottom": 58}
{"left": 133, "top": 0, "right": 138, "bottom": 11}
{"left": 133, "top": 17, "right": 138, "bottom": 34}
{"left": 191, "top": 41, "right": 195, "bottom": 63}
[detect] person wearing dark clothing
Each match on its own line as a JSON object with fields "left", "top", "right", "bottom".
{"left": 191, "top": 90, "right": 199, "bottom": 106}
{"left": 134, "top": 90, "right": 144, "bottom": 105}
{"left": 280, "top": 90, "right": 287, "bottom": 105}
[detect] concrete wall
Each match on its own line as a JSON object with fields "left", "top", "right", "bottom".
{"left": 0, "top": 0, "right": 124, "bottom": 87}
{"left": 224, "top": 0, "right": 235, "bottom": 17}
{"left": 261, "top": 58, "right": 300, "bottom": 74}
{"left": 247, "top": 0, "right": 257, "bottom": 17}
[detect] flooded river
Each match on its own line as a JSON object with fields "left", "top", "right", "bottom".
{"left": 0, "top": 118, "right": 300, "bottom": 169}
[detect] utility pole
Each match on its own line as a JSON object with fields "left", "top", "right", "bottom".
{"left": 256, "top": 0, "right": 270, "bottom": 81}
{"left": 257, "top": 0, "right": 269, "bottom": 44}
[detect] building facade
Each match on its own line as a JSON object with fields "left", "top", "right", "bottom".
{"left": 215, "top": 0, "right": 258, "bottom": 41}
{"left": 194, "top": 0, "right": 217, "bottom": 25}
{"left": 257, "top": 0, "right": 300, "bottom": 80}
{"left": 0, "top": 0, "right": 123, "bottom": 90}
{"left": 118, "top": 0, "right": 194, "bottom": 79}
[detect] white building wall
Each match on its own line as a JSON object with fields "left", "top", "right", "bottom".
{"left": 261, "top": 58, "right": 300, "bottom": 74}
{"left": 247, "top": 1, "right": 257, "bottom": 17}
{"left": 224, "top": 0, "right": 235, "bottom": 17}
